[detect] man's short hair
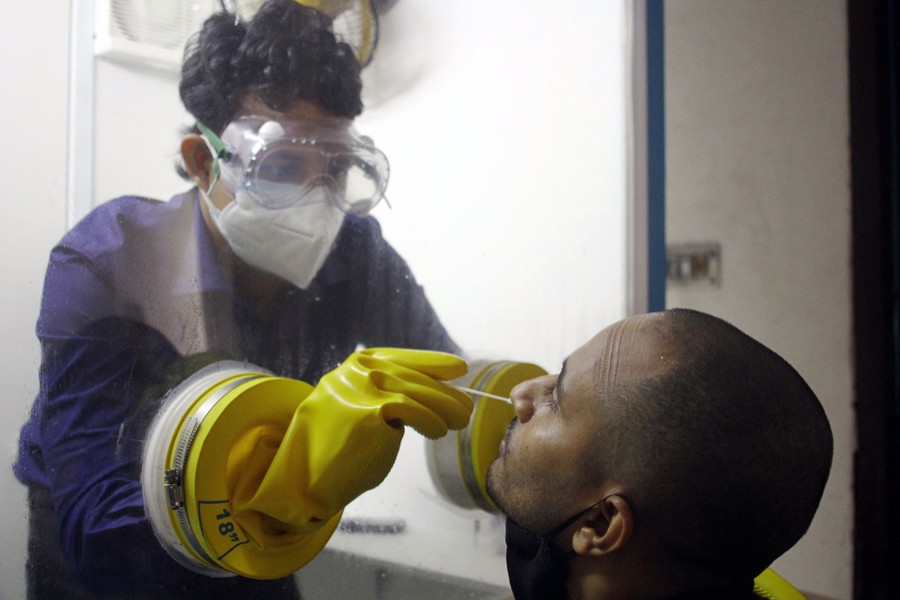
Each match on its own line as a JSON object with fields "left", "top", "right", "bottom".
{"left": 594, "top": 308, "right": 833, "bottom": 579}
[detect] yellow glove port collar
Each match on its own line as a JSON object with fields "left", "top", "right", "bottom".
{"left": 426, "top": 360, "right": 548, "bottom": 513}
{"left": 141, "top": 361, "right": 340, "bottom": 579}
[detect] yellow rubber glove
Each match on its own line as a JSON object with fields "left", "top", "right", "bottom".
{"left": 227, "top": 348, "right": 472, "bottom": 548}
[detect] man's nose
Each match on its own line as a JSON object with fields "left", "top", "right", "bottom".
{"left": 510, "top": 375, "right": 554, "bottom": 423}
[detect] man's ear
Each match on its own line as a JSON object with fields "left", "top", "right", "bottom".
{"left": 181, "top": 134, "right": 214, "bottom": 191}
{"left": 570, "top": 494, "right": 633, "bottom": 557}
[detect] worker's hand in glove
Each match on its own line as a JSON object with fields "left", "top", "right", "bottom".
{"left": 228, "top": 348, "right": 473, "bottom": 544}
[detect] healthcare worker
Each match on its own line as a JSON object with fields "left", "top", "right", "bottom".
{"left": 13, "top": 1, "right": 465, "bottom": 598}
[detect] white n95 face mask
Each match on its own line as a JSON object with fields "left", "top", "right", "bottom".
{"left": 203, "top": 186, "right": 344, "bottom": 289}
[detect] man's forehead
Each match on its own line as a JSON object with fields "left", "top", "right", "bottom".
{"left": 569, "top": 313, "right": 669, "bottom": 391}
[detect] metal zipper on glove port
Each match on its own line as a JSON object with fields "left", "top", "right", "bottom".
{"left": 165, "top": 374, "right": 263, "bottom": 566}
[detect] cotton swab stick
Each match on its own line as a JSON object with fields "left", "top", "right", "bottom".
{"left": 452, "top": 385, "right": 513, "bottom": 404}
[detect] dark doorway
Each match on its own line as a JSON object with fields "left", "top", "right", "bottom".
{"left": 848, "top": 0, "right": 900, "bottom": 598}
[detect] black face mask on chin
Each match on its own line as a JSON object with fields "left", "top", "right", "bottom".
{"left": 504, "top": 507, "right": 591, "bottom": 600}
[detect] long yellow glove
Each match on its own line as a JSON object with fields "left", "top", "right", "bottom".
{"left": 226, "top": 348, "right": 472, "bottom": 548}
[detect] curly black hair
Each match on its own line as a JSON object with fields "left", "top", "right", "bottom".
{"left": 179, "top": 0, "right": 364, "bottom": 136}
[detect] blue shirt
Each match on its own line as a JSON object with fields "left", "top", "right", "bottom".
{"left": 14, "top": 190, "right": 458, "bottom": 591}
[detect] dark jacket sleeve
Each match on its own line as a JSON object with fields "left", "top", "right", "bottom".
{"left": 28, "top": 205, "right": 199, "bottom": 592}
{"left": 38, "top": 316, "right": 197, "bottom": 592}
{"left": 340, "top": 217, "right": 460, "bottom": 354}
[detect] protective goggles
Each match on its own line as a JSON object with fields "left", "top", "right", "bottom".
{"left": 198, "top": 115, "right": 389, "bottom": 215}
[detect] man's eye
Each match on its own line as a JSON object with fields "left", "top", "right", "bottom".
{"left": 547, "top": 387, "right": 560, "bottom": 412}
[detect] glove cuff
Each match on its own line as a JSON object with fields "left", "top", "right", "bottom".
{"left": 142, "top": 362, "right": 339, "bottom": 579}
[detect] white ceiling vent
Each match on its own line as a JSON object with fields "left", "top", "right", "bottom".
{"left": 95, "top": 0, "right": 219, "bottom": 72}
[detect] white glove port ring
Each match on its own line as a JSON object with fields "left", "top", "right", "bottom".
{"left": 141, "top": 361, "right": 340, "bottom": 579}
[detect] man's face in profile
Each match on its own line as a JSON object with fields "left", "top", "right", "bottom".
{"left": 485, "top": 314, "right": 668, "bottom": 534}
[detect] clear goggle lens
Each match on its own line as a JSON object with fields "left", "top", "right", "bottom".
{"left": 200, "top": 117, "right": 389, "bottom": 216}
{"left": 250, "top": 143, "right": 387, "bottom": 214}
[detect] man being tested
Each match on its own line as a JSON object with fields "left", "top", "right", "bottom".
{"left": 486, "top": 308, "right": 833, "bottom": 600}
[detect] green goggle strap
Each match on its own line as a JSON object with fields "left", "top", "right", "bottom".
{"left": 196, "top": 121, "right": 233, "bottom": 195}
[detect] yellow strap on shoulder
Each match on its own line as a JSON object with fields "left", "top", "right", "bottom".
{"left": 753, "top": 568, "right": 807, "bottom": 600}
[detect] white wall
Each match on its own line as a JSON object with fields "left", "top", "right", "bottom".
{"left": 93, "top": 60, "right": 190, "bottom": 204}
{"left": 0, "top": 2, "right": 71, "bottom": 599}
{"left": 359, "top": 1, "right": 630, "bottom": 369}
{"left": 665, "top": 2, "right": 853, "bottom": 598}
